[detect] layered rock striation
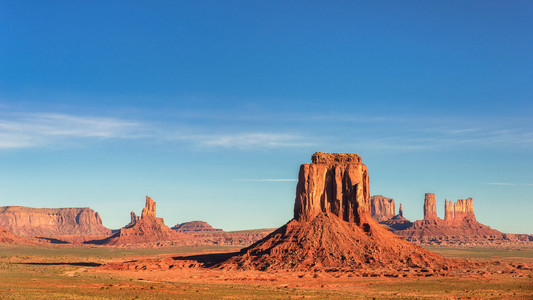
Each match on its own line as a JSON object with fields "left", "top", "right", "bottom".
{"left": 0, "top": 206, "right": 111, "bottom": 237}
{"left": 370, "top": 195, "right": 395, "bottom": 222}
{"left": 221, "top": 153, "right": 450, "bottom": 273}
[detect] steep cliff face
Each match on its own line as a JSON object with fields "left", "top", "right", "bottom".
{"left": 294, "top": 152, "right": 370, "bottom": 225}
{"left": 0, "top": 206, "right": 111, "bottom": 237}
{"left": 454, "top": 198, "right": 476, "bottom": 223}
{"left": 98, "top": 196, "right": 188, "bottom": 246}
{"left": 221, "top": 153, "right": 449, "bottom": 273}
{"left": 423, "top": 193, "right": 438, "bottom": 220}
{"left": 370, "top": 195, "right": 396, "bottom": 221}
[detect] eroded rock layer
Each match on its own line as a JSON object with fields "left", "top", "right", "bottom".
{"left": 0, "top": 206, "right": 110, "bottom": 237}
{"left": 221, "top": 153, "right": 450, "bottom": 272}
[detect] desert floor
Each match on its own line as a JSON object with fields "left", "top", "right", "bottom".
{"left": 0, "top": 245, "right": 531, "bottom": 299}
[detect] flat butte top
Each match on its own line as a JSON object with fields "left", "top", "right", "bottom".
{"left": 311, "top": 152, "right": 362, "bottom": 164}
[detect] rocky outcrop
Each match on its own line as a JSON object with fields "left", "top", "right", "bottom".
{"left": 141, "top": 197, "right": 156, "bottom": 218}
{"left": 444, "top": 200, "right": 454, "bottom": 224}
{"left": 220, "top": 153, "right": 450, "bottom": 273}
{"left": 94, "top": 196, "right": 189, "bottom": 246}
{"left": 423, "top": 193, "right": 438, "bottom": 220}
{"left": 125, "top": 212, "right": 140, "bottom": 228}
{"left": 172, "top": 221, "right": 222, "bottom": 233}
{"left": 370, "top": 195, "right": 395, "bottom": 222}
{"left": 399, "top": 203, "right": 403, "bottom": 217}
{"left": 454, "top": 198, "right": 476, "bottom": 223}
{"left": 393, "top": 195, "right": 520, "bottom": 247}
{"left": 0, "top": 206, "right": 111, "bottom": 237}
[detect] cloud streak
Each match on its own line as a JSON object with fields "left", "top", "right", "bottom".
{"left": 1, "top": 108, "right": 531, "bottom": 153}
{"left": 0, "top": 113, "right": 141, "bottom": 149}
{"left": 178, "top": 133, "right": 313, "bottom": 149}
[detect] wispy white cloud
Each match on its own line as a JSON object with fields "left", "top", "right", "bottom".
{"left": 484, "top": 183, "right": 533, "bottom": 186}
{"left": 0, "top": 112, "right": 313, "bottom": 151}
{"left": 0, "top": 113, "right": 141, "bottom": 149}
{"left": 173, "top": 132, "right": 313, "bottom": 149}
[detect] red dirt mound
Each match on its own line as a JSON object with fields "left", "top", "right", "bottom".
{"left": 222, "top": 213, "right": 449, "bottom": 272}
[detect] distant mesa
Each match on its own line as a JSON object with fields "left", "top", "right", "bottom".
{"left": 370, "top": 195, "right": 412, "bottom": 230}
{"left": 220, "top": 152, "right": 450, "bottom": 273}
{"left": 172, "top": 221, "right": 223, "bottom": 233}
{"left": 94, "top": 196, "right": 190, "bottom": 246}
{"left": 370, "top": 195, "right": 395, "bottom": 222}
{"left": 0, "top": 206, "right": 111, "bottom": 237}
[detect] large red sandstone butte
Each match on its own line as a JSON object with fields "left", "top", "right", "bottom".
{"left": 0, "top": 206, "right": 110, "bottom": 237}
{"left": 97, "top": 196, "right": 189, "bottom": 246}
{"left": 220, "top": 152, "right": 450, "bottom": 272}
{"left": 370, "top": 195, "right": 396, "bottom": 222}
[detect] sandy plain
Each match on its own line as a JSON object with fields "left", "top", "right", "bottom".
{"left": 0, "top": 244, "right": 531, "bottom": 299}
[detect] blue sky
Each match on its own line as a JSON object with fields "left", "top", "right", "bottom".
{"left": 0, "top": 1, "right": 531, "bottom": 233}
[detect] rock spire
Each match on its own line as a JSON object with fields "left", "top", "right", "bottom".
{"left": 454, "top": 198, "right": 476, "bottom": 223}
{"left": 141, "top": 196, "right": 156, "bottom": 218}
{"left": 444, "top": 200, "right": 454, "bottom": 224}
{"left": 423, "top": 193, "right": 438, "bottom": 220}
